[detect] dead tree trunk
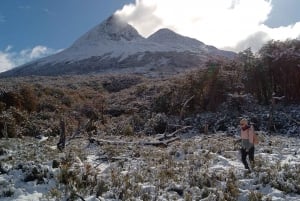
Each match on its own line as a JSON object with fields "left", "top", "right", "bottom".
{"left": 89, "top": 126, "right": 192, "bottom": 148}
{"left": 180, "top": 95, "right": 194, "bottom": 122}
{"left": 57, "top": 119, "right": 66, "bottom": 151}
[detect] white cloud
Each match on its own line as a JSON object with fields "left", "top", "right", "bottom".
{"left": 115, "top": 0, "right": 300, "bottom": 52}
{"left": 5, "top": 45, "right": 13, "bottom": 52}
{"left": 0, "top": 52, "right": 14, "bottom": 72}
{"left": 20, "top": 45, "right": 52, "bottom": 60}
{"left": 0, "top": 45, "right": 60, "bottom": 73}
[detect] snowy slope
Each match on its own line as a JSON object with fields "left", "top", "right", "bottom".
{"left": 45, "top": 16, "right": 217, "bottom": 63}
{"left": 147, "top": 28, "right": 207, "bottom": 53}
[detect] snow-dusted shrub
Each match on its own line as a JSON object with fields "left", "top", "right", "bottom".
{"left": 46, "top": 188, "right": 62, "bottom": 200}
{"left": 108, "top": 167, "right": 142, "bottom": 200}
{"left": 95, "top": 179, "right": 109, "bottom": 197}
{"left": 55, "top": 152, "right": 99, "bottom": 199}
{"left": 223, "top": 169, "right": 239, "bottom": 201}
{"left": 271, "top": 164, "right": 300, "bottom": 194}
{"left": 0, "top": 110, "right": 17, "bottom": 138}
{"left": 248, "top": 190, "right": 263, "bottom": 201}
{"left": 144, "top": 113, "right": 168, "bottom": 134}
{"left": 255, "top": 157, "right": 300, "bottom": 194}
{"left": 22, "top": 164, "right": 50, "bottom": 184}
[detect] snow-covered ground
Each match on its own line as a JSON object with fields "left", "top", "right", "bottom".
{"left": 1, "top": 132, "right": 300, "bottom": 201}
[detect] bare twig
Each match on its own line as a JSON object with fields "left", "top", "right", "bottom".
{"left": 180, "top": 95, "right": 194, "bottom": 121}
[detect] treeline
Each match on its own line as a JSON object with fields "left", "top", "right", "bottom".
{"left": 239, "top": 39, "right": 300, "bottom": 104}
{"left": 160, "top": 39, "right": 300, "bottom": 114}
{"left": 0, "top": 39, "right": 299, "bottom": 138}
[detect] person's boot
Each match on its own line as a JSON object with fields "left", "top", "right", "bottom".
{"left": 243, "top": 166, "right": 251, "bottom": 176}
{"left": 244, "top": 163, "right": 251, "bottom": 173}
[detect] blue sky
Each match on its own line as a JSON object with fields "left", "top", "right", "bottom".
{"left": 0, "top": 0, "right": 134, "bottom": 52}
{"left": 1, "top": 0, "right": 300, "bottom": 72}
{"left": 0, "top": 0, "right": 134, "bottom": 71}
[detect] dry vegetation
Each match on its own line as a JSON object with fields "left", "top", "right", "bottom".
{"left": 1, "top": 132, "right": 300, "bottom": 200}
{"left": 0, "top": 62, "right": 239, "bottom": 140}
{"left": 0, "top": 39, "right": 300, "bottom": 200}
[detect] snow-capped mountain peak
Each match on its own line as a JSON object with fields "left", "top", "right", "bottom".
{"left": 148, "top": 28, "right": 203, "bottom": 45}
{"left": 0, "top": 15, "right": 236, "bottom": 77}
{"left": 72, "top": 15, "right": 143, "bottom": 48}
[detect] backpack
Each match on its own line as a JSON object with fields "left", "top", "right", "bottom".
{"left": 247, "top": 126, "right": 259, "bottom": 145}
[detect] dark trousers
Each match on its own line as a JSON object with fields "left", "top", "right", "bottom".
{"left": 241, "top": 147, "right": 254, "bottom": 169}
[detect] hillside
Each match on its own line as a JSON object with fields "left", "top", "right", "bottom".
{"left": 0, "top": 63, "right": 300, "bottom": 200}
{"left": 1, "top": 38, "right": 300, "bottom": 200}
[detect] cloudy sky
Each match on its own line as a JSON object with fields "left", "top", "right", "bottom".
{"left": 1, "top": 0, "right": 300, "bottom": 73}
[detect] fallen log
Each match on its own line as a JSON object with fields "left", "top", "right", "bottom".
{"left": 156, "top": 126, "right": 192, "bottom": 141}
{"left": 89, "top": 136, "right": 180, "bottom": 148}
{"left": 88, "top": 126, "right": 191, "bottom": 147}
{"left": 141, "top": 136, "right": 180, "bottom": 147}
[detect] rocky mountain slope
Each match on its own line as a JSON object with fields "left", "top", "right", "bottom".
{"left": 0, "top": 15, "right": 236, "bottom": 77}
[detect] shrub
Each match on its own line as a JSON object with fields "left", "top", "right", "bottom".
{"left": 20, "top": 85, "right": 38, "bottom": 113}
{"left": 0, "top": 91, "right": 22, "bottom": 110}
{"left": 37, "top": 102, "right": 57, "bottom": 112}
{"left": 248, "top": 191, "right": 263, "bottom": 201}
{"left": 102, "top": 75, "right": 142, "bottom": 92}
{"left": 122, "top": 124, "right": 134, "bottom": 136}
{"left": 96, "top": 180, "right": 109, "bottom": 197}
{"left": 0, "top": 112, "right": 17, "bottom": 138}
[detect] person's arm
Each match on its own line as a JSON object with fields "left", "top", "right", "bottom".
{"left": 248, "top": 126, "right": 255, "bottom": 144}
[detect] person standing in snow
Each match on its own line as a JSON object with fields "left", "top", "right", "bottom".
{"left": 240, "top": 118, "right": 255, "bottom": 170}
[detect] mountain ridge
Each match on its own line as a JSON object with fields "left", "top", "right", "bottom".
{"left": 0, "top": 14, "right": 236, "bottom": 77}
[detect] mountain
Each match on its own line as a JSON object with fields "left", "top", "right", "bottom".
{"left": 0, "top": 15, "right": 236, "bottom": 77}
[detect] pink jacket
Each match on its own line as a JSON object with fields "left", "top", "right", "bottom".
{"left": 240, "top": 125, "right": 255, "bottom": 149}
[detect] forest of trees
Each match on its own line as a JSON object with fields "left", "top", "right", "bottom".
{"left": 239, "top": 39, "right": 300, "bottom": 104}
